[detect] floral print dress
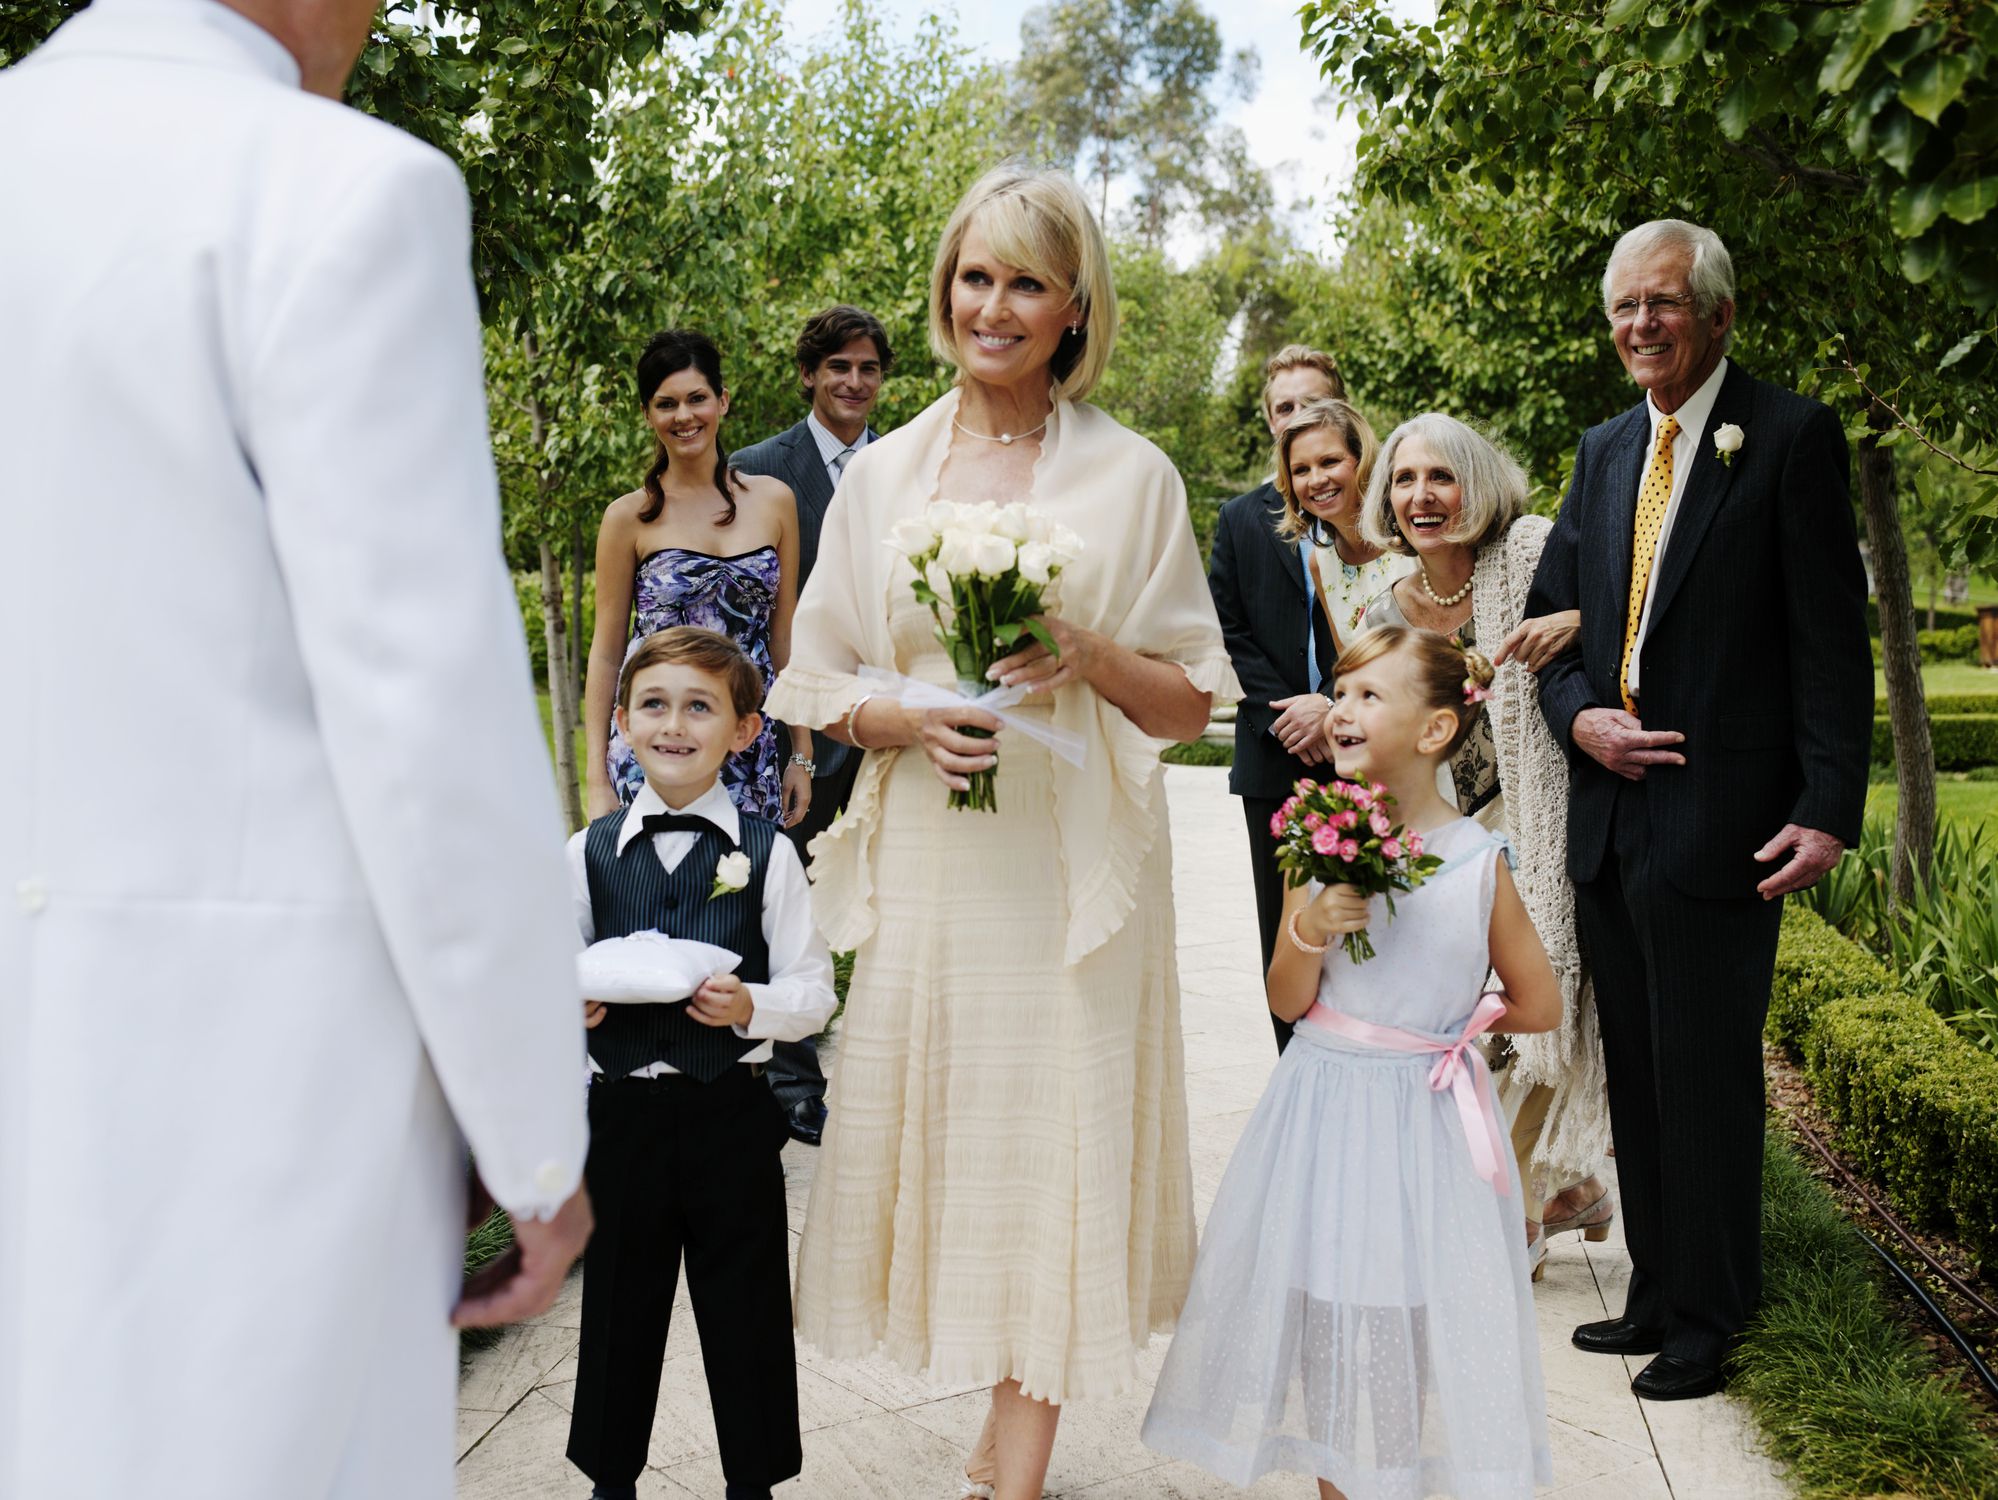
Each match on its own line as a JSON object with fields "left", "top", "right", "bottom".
{"left": 606, "top": 544, "right": 783, "bottom": 819}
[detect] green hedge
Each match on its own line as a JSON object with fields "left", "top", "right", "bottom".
{"left": 1874, "top": 692, "right": 1998, "bottom": 717}
{"left": 1871, "top": 714, "right": 1998, "bottom": 769}
{"left": 1767, "top": 903, "right": 1899, "bottom": 1050}
{"left": 1771, "top": 906, "right": 1998, "bottom": 1269}
{"left": 1870, "top": 623, "right": 1984, "bottom": 665}
{"left": 1867, "top": 600, "right": 1981, "bottom": 635}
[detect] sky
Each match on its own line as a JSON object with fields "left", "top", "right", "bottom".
{"left": 774, "top": 0, "right": 1378, "bottom": 261}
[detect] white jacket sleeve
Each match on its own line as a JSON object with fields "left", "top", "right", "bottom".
{"left": 244, "top": 144, "right": 586, "bottom": 1219}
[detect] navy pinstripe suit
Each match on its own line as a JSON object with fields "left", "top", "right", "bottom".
{"left": 1527, "top": 361, "right": 1872, "bottom": 1368}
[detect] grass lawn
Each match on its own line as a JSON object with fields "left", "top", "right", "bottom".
{"left": 1866, "top": 775, "right": 1998, "bottom": 831}
{"left": 1735, "top": 1126, "right": 1998, "bottom": 1498}
{"left": 537, "top": 690, "right": 591, "bottom": 812}
{"left": 1875, "top": 661, "right": 1998, "bottom": 699}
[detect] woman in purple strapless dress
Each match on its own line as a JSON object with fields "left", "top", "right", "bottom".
{"left": 582, "top": 329, "right": 811, "bottom": 825}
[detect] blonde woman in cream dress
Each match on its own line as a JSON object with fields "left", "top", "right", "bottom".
{"left": 766, "top": 166, "right": 1238, "bottom": 1500}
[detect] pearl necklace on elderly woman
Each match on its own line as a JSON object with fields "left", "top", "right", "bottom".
{"left": 1417, "top": 564, "right": 1473, "bottom": 608}
{"left": 952, "top": 415, "right": 1050, "bottom": 446}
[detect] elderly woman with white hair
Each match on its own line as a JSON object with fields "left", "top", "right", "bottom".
{"left": 1357, "top": 413, "right": 1612, "bottom": 1276}
{"left": 766, "top": 165, "right": 1237, "bottom": 1500}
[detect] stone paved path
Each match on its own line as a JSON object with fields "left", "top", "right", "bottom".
{"left": 458, "top": 765, "right": 1794, "bottom": 1499}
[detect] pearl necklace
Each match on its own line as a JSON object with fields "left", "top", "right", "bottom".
{"left": 952, "top": 415, "right": 1049, "bottom": 446}
{"left": 1417, "top": 564, "right": 1473, "bottom": 608}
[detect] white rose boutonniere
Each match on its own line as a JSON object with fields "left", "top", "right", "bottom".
{"left": 1713, "top": 422, "right": 1745, "bottom": 467}
{"left": 709, "top": 850, "right": 752, "bottom": 901}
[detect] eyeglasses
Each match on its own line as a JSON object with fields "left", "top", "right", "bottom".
{"left": 1607, "top": 293, "right": 1699, "bottom": 324}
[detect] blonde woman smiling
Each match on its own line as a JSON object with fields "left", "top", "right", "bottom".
{"left": 766, "top": 166, "right": 1237, "bottom": 1500}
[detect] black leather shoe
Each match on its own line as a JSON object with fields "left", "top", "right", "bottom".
{"left": 1632, "top": 1353, "right": 1725, "bottom": 1400}
{"left": 1571, "top": 1317, "right": 1664, "bottom": 1355}
{"left": 784, "top": 1096, "right": 827, "bottom": 1147}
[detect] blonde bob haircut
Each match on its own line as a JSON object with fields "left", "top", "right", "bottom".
{"left": 1271, "top": 398, "right": 1378, "bottom": 544}
{"left": 1360, "top": 412, "right": 1527, "bottom": 557}
{"left": 928, "top": 165, "right": 1118, "bottom": 403}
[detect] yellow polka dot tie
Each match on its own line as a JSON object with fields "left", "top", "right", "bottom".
{"left": 1619, "top": 414, "right": 1680, "bottom": 713}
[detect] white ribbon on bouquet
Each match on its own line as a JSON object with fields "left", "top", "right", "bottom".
{"left": 857, "top": 665, "right": 1089, "bottom": 768}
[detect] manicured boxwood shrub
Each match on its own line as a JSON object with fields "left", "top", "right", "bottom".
{"left": 1772, "top": 906, "right": 1998, "bottom": 1270}
{"left": 1868, "top": 624, "right": 1984, "bottom": 665}
{"left": 1867, "top": 601, "right": 1980, "bottom": 635}
{"left": 1874, "top": 693, "right": 1998, "bottom": 717}
{"left": 1767, "top": 904, "right": 1898, "bottom": 1050}
{"left": 1871, "top": 714, "right": 1998, "bottom": 769}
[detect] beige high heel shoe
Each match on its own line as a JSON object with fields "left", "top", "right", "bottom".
{"left": 1541, "top": 1190, "right": 1615, "bottom": 1243}
{"left": 957, "top": 1479, "right": 996, "bottom": 1500}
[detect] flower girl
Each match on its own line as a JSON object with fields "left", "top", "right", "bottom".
{"left": 1142, "top": 625, "right": 1561, "bottom": 1500}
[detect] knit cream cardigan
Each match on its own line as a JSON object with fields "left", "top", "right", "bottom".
{"left": 1473, "top": 516, "right": 1611, "bottom": 1181}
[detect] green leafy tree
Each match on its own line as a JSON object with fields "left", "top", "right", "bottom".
{"left": 1014, "top": 0, "right": 1263, "bottom": 243}
{"left": 1, "top": 2, "right": 713, "bottom": 321}
{"left": 1301, "top": 0, "right": 1998, "bottom": 898}
{"left": 485, "top": 0, "right": 1015, "bottom": 822}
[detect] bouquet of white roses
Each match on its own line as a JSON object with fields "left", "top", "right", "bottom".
{"left": 885, "top": 499, "right": 1083, "bottom": 812}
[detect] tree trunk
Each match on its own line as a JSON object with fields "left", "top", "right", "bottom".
{"left": 1855, "top": 415, "right": 1934, "bottom": 903}
{"left": 569, "top": 512, "right": 588, "bottom": 718}
{"left": 538, "top": 537, "right": 583, "bottom": 830}
{"left": 522, "top": 325, "right": 583, "bottom": 830}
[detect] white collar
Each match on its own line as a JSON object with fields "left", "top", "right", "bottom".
{"left": 49, "top": 0, "right": 303, "bottom": 88}
{"left": 615, "top": 779, "right": 742, "bottom": 855}
{"left": 1646, "top": 356, "right": 1729, "bottom": 444}
{"left": 805, "top": 410, "right": 869, "bottom": 467}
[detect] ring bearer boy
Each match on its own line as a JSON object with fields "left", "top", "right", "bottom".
{"left": 565, "top": 627, "right": 837, "bottom": 1500}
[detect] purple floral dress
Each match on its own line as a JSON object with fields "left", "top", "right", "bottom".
{"left": 607, "top": 544, "right": 783, "bottom": 819}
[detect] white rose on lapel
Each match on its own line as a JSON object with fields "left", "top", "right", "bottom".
{"left": 1713, "top": 423, "right": 1745, "bottom": 467}
{"left": 709, "top": 850, "right": 752, "bottom": 901}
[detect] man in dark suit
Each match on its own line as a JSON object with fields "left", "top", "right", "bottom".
{"left": 1528, "top": 220, "right": 1872, "bottom": 1400}
{"left": 1208, "top": 345, "right": 1344, "bottom": 1050}
{"left": 732, "top": 304, "right": 893, "bottom": 1145}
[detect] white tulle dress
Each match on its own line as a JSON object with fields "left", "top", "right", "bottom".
{"left": 1141, "top": 818, "right": 1552, "bottom": 1499}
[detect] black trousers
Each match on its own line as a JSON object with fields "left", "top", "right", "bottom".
{"left": 566, "top": 1069, "right": 802, "bottom": 1491}
{"left": 1572, "top": 779, "right": 1782, "bottom": 1369}
{"left": 1240, "top": 794, "right": 1294, "bottom": 1053}
{"left": 768, "top": 752, "right": 864, "bottom": 1106}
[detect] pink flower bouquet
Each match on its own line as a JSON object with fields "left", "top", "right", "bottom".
{"left": 1270, "top": 778, "right": 1445, "bottom": 962}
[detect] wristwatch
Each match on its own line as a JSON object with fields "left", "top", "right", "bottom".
{"left": 788, "top": 753, "right": 817, "bottom": 776}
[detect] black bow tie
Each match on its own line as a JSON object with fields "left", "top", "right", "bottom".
{"left": 639, "top": 811, "right": 720, "bottom": 840}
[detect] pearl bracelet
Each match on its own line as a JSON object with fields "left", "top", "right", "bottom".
{"left": 1286, "top": 911, "right": 1329, "bottom": 956}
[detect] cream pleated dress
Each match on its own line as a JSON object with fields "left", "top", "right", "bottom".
{"left": 765, "top": 390, "right": 1239, "bottom": 1403}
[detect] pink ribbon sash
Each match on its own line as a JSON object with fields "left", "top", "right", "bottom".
{"left": 1303, "top": 992, "right": 1513, "bottom": 1195}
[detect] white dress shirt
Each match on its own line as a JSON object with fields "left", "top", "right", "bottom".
{"left": 568, "top": 780, "right": 837, "bottom": 1075}
{"left": 806, "top": 409, "right": 869, "bottom": 488}
{"left": 1627, "top": 356, "right": 1729, "bottom": 697}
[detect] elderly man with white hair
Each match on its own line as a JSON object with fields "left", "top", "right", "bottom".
{"left": 1526, "top": 219, "right": 1872, "bottom": 1399}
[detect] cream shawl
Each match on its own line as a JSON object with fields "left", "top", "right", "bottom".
{"left": 1474, "top": 515, "right": 1611, "bottom": 1179}
{"left": 766, "top": 389, "right": 1240, "bottom": 965}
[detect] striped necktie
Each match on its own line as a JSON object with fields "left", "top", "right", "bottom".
{"left": 830, "top": 445, "right": 854, "bottom": 485}
{"left": 1619, "top": 413, "right": 1680, "bottom": 712}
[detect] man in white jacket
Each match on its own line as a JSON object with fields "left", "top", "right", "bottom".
{"left": 0, "top": 2, "right": 593, "bottom": 1495}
